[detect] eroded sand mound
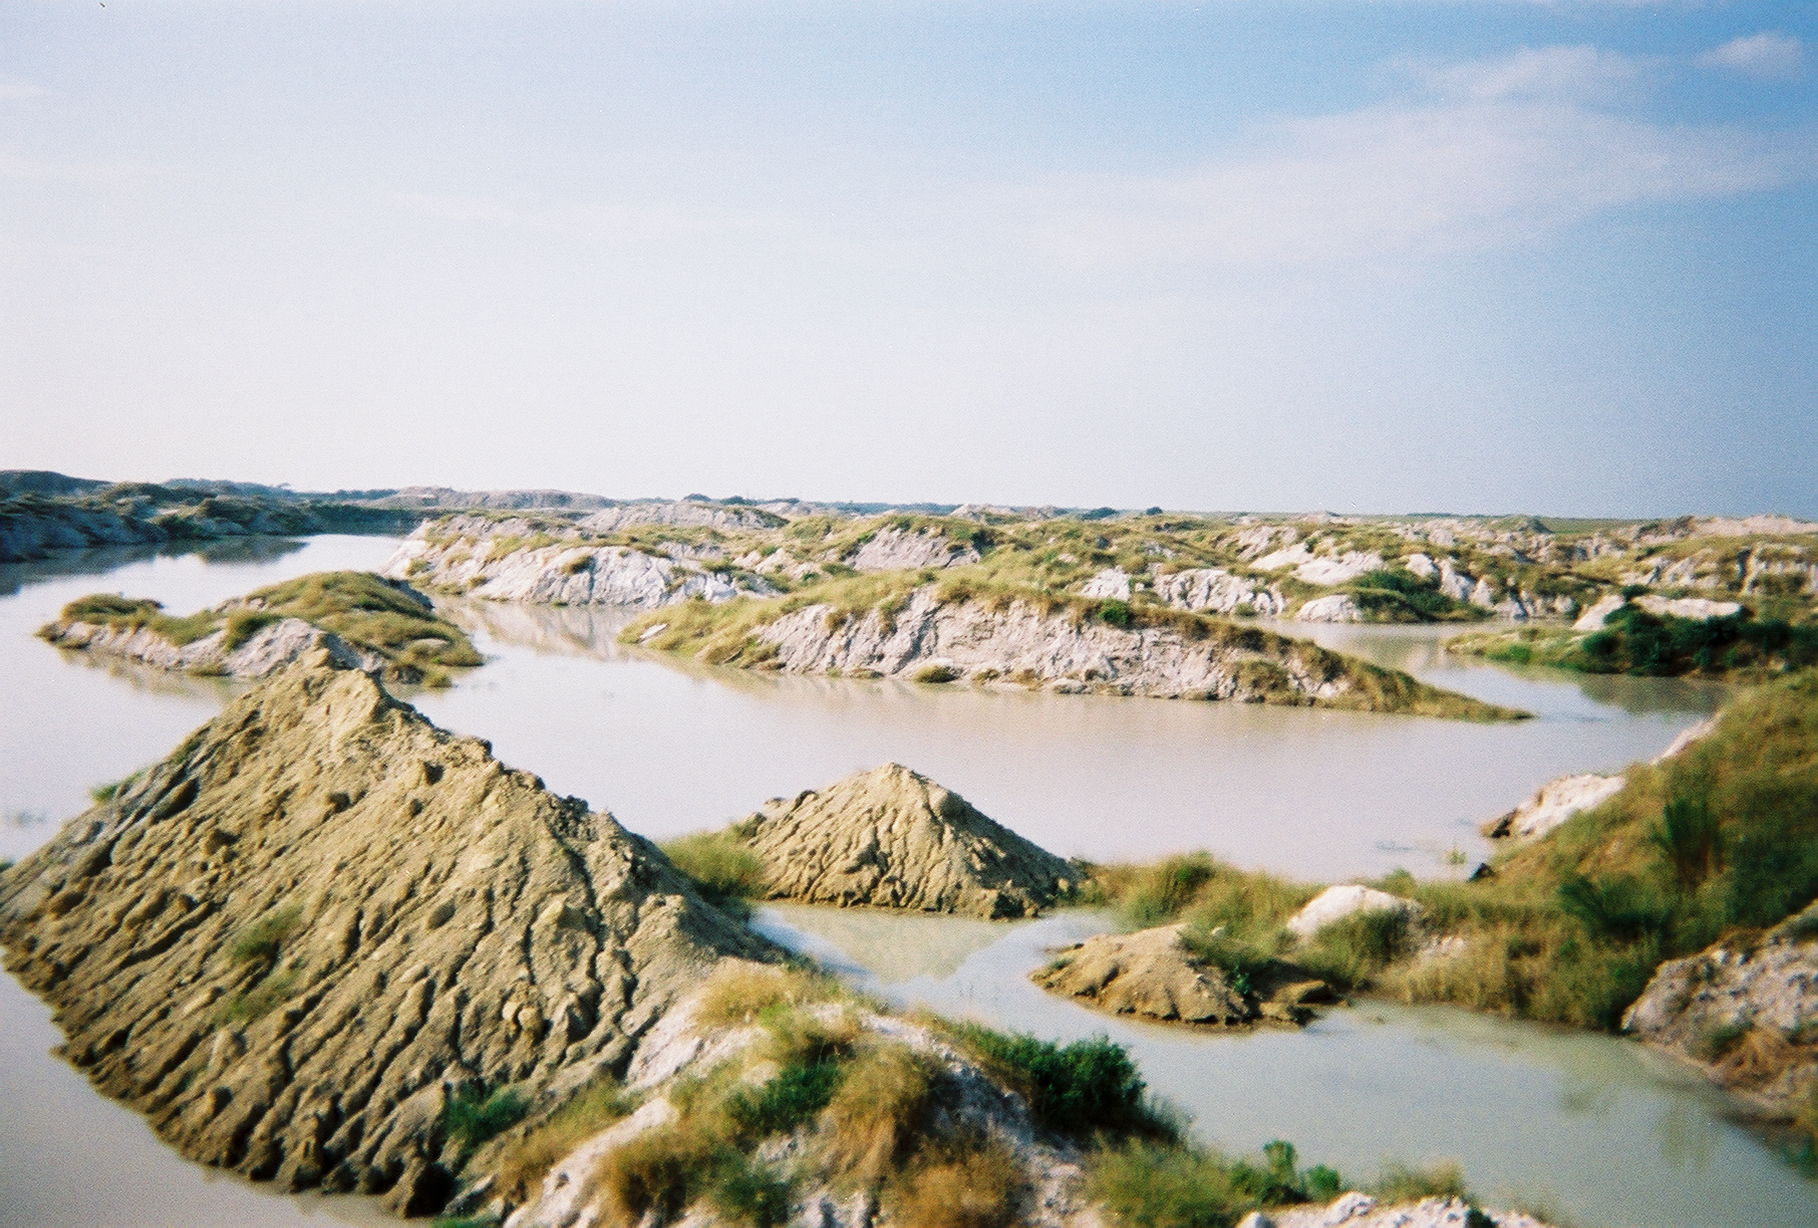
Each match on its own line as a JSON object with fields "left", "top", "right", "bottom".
{"left": 0, "top": 656, "right": 773, "bottom": 1215}
{"left": 737, "top": 763, "right": 1077, "bottom": 918}
{"left": 1037, "top": 924, "right": 1334, "bottom": 1027}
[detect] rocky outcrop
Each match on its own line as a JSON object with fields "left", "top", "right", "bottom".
{"left": 1623, "top": 904, "right": 1818, "bottom": 1117}
{"left": 1238, "top": 1194, "right": 1549, "bottom": 1228}
{"left": 0, "top": 659, "right": 774, "bottom": 1215}
{"left": 1153, "top": 567, "right": 1286, "bottom": 616}
{"left": 39, "top": 614, "right": 387, "bottom": 680}
{"left": 713, "top": 586, "right": 1520, "bottom": 718}
{"left": 1078, "top": 568, "right": 1132, "bottom": 599}
{"left": 1574, "top": 594, "right": 1743, "bottom": 631}
{"left": 576, "top": 500, "right": 785, "bottom": 533}
{"left": 1294, "top": 594, "right": 1363, "bottom": 623}
{"left": 846, "top": 525, "right": 981, "bottom": 572}
{"left": 1482, "top": 773, "right": 1626, "bottom": 841}
{"left": 386, "top": 515, "right": 775, "bottom": 607}
{"left": 731, "top": 764, "right": 1077, "bottom": 918}
{"left": 1285, "top": 885, "right": 1424, "bottom": 941}
{"left": 1035, "top": 924, "right": 1333, "bottom": 1027}
{"left": 1252, "top": 543, "right": 1383, "bottom": 587}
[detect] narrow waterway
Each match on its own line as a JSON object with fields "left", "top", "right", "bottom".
{"left": 0, "top": 537, "right": 1800, "bottom": 1228}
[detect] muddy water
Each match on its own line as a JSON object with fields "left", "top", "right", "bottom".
{"left": 755, "top": 904, "right": 1818, "bottom": 1228}
{"left": 411, "top": 600, "right": 1724, "bottom": 881}
{"left": 0, "top": 539, "right": 1798, "bottom": 1228}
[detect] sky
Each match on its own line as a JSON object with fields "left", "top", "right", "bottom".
{"left": 1, "top": 1, "right": 1814, "bottom": 517}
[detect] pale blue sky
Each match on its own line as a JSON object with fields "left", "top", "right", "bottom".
{"left": 2, "top": 1, "right": 1814, "bottom": 516}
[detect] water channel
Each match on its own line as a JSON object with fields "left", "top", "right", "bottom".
{"left": 0, "top": 535, "right": 1807, "bottom": 1227}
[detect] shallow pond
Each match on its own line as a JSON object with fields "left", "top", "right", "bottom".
{"left": 0, "top": 537, "right": 1801, "bottom": 1228}
{"left": 756, "top": 904, "right": 1817, "bottom": 1228}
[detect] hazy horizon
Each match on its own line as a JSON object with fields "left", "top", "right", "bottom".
{"left": 3, "top": 1, "right": 1814, "bottom": 517}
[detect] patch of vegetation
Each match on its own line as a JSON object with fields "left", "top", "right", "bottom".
{"left": 495, "top": 1071, "right": 640, "bottom": 1200}
{"left": 88, "top": 768, "right": 145, "bottom": 804}
{"left": 444, "top": 1085, "right": 530, "bottom": 1159}
{"left": 660, "top": 829, "right": 767, "bottom": 916}
{"left": 942, "top": 1022, "right": 1168, "bottom": 1140}
{"left": 1380, "top": 669, "right": 1818, "bottom": 1028}
{"left": 1452, "top": 606, "right": 1818, "bottom": 680}
{"left": 215, "top": 969, "right": 301, "bottom": 1025}
{"left": 1346, "top": 569, "right": 1480, "bottom": 623}
{"left": 47, "top": 571, "right": 482, "bottom": 686}
{"left": 229, "top": 904, "right": 303, "bottom": 965}
{"left": 243, "top": 570, "right": 483, "bottom": 683}
{"left": 1079, "top": 852, "right": 1315, "bottom": 942}
{"left": 885, "top": 1133, "right": 1025, "bottom": 1228}
{"left": 1087, "top": 1138, "right": 1349, "bottom": 1228}
{"left": 51, "top": 593, "right": 224, "bottom": 646}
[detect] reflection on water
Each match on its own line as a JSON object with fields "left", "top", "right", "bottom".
{"left": 758, "top": 903, "right": 1027, "bottom": 983}
{"left": 753, "top": 905, "right": 1818, "bottom": 1228}
{"left": 0, "top": 951, "right": 393, "bottom": 1228}
{"left": 0, "top": 536, "right": 310, "bottom": 599}
{"left": 1, "top": 542, "right": 1803, "bottom": 1228}
{"left": 1259, "top": 619, "right": 1730, "bottom": 718}
{"left": 416, "top": 600, "right": 1721, "bottom": 883}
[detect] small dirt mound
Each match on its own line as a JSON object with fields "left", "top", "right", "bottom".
{"left": 1036, "top": 924, "right": 1334, "bottom": 1027}
{"left": 735, "top": 763, "right": 1077, "bottom": 918}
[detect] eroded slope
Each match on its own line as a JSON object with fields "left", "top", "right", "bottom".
{"left": 0, "top": 657, "right": 773, "bottom": 1215}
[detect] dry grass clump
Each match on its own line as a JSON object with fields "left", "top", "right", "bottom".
{"left": 691, "top": 962, "right": 846, "bottom": 1028}
{"left": 660, "top": 829, "right": 768, "bottom": 914}
{"left": 820, "top": 1044, "right": 937, "bottom": 1185}
{"left": 495, "top": 1071, "right": 640, "bottom": 1201}
{"left": 885, "top": 1134, "right": 1025, "bottom": 1228}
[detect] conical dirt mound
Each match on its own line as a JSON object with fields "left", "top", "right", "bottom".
{"left": 0, "top": 655, "right": 773, "bottom": 1215}
{"left": 737, "top": 763, "right": 1076, "bottom": 918}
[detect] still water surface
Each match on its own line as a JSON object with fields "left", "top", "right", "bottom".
{"left": 0, "top": 537, "right": 1804, "bottom": 1227}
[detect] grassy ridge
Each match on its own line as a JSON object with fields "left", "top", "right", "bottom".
{"left": 48, "top": 570, "right": 481, "bottom": 686}
{"left": 1450, "top": 603, "right": 1818, "bottom": 679}
{"left": 622, "top": 574, "right": 1525, "bottom": 721}
{"left": 1081, "top": 670, "right": 1818, "bottom": 1034}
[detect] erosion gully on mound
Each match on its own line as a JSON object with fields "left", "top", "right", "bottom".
{"left": 730, "top": 762, "right": 1080, "bottom": 919}
{"left": 0, "top": 652, "right": 776, "bottom": 1216}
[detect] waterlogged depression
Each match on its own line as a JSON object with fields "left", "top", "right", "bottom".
{"left": 0, "top": 536, "right": 1804, "bottom": 1228}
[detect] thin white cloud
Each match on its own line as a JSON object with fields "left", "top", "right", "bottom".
{"left": 1024, "top": 66, "right": 1813, "bottom": 268}
{"left": 1697, "top": 33, "right": 1805, "bottom": 80}
{"left": 0, "top": 151, "right": 141, "bottom": 182}
{"left": 1416, "top": 44, "right": 1646, "bottom": 101}
{"left": 0, "top": 76, "right": 47, "bottom": 102}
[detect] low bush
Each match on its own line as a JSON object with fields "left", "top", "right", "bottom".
{"left": 944, "top": 1023, "right": 1162, "bottom": 1140}
{"left": 444, "top": 1085, "right": 529, "bottom": 1157}
{"left": 1086, "top": 1138, "right": 1348, "bottom": 1228}
{"left": 660, "top": 830, "right": 767, "bottom": 914}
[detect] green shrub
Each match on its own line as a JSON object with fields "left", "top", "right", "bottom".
{"left": 1087, "top": 1138, "right": 1346, "bottom": 1228}
{"left": 946, "top": 1024, "right": 1158, "bottom": 1139}
{"left": 726, "top": 1058, "right": 845, "bottom": 1138}
{"left": 444, "top": 1086, "right": 529, "bottom": 1156}
{"left": 222, "top": 609, "right": 282, "bottom": 650}
{"left": 661, "top": 830, "right": 767, "bottom": 915}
